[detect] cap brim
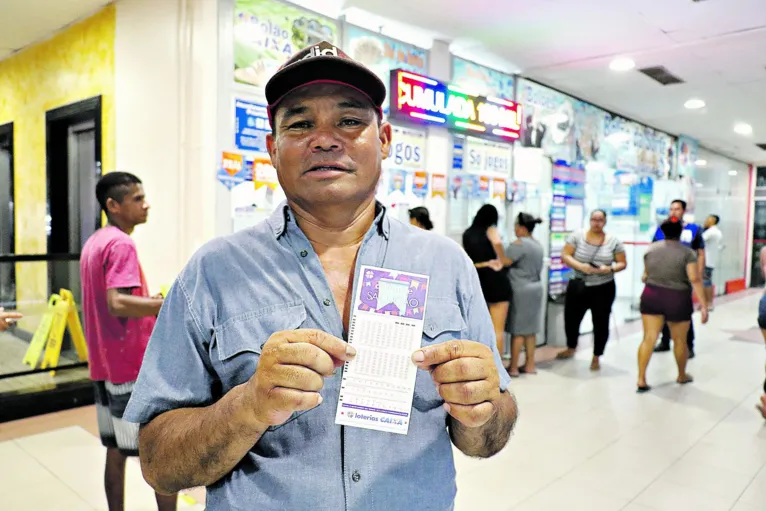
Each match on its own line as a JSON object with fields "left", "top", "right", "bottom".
{"left": 266, "top": 57, "right": 387, "bottom": 114}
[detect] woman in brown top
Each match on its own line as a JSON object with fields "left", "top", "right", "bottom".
{"left": 637, "top": 217, "right": 709, "bottom": 392}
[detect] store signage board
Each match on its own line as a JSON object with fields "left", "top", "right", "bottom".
{"left": 235, "top": 99, "right": 271, "bottom": 153}
{"left": 390, "top": 69, "right": 522, "bottom": 142}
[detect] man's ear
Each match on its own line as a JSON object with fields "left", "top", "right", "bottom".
{"left": 266, "top": 132, "right": 277, "bottom": 168}
{"left": 379, "top": 121, "right": 392, "bottom": 161}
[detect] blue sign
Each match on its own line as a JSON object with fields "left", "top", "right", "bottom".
{"left": 235, "top": 99, "right": 271, "bottom": 153}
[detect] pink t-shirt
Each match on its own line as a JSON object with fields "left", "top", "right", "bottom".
{"left": 80, "top": 226, "right": 155, "bottom": 384}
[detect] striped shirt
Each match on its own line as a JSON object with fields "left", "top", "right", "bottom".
{"left": 566, "top": 230, "right": 625, "bottom": 287}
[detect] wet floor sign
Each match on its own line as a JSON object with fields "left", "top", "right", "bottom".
{"left": 23, "top": 289, "right": 88, "bottom": 375}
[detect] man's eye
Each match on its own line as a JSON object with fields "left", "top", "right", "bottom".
{"left": 288, "top": 121, "right": 311, "bottom": 130}
{"left": 340, "top": 118, "right": 362, "bottom": 127}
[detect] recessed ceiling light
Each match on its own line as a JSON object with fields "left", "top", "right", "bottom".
{"left": 728, "top": 170, "right": 738, "bottom": 176}
{"left": 684, "top": 99, "right": 705, "bottom": 110}
{"left": 609, "top": 57, "right": 635, "bottom": 72}
{"left": 695, "top": 159, "right": 707, "bottom": 166}
{"left": 734, "top": 123, "right": 753, "bottom": 136}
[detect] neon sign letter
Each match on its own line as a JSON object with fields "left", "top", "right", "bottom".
{"left": 390, "top": 69, "right": 521, "bottom": 141}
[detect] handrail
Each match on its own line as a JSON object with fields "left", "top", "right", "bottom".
{"left": 0, "top": 253, "right": 81, "bottom": 263}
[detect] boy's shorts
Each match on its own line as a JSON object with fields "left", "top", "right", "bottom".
{"left": 94, "top": 381, "right": 140, "bottom": 456}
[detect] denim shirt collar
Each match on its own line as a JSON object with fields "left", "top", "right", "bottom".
{"left": 268, "top": 200, "right": 390, "bottom": 240}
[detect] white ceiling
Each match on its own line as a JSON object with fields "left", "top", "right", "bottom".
{"left": 0, "top": 0, "right": 111, "bottom": 61}
{"left": 2, "top": 0, "right": 764, "bottom": 163}
{"left": 342, "top": 0, "right": 766, "bottom": 164}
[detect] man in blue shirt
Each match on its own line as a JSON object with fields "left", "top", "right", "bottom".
{"left": 652, "top": 199, "right": 705, "bottom": 357}
{"left": 123, "top": 41, "right": 517, "bottom": 511}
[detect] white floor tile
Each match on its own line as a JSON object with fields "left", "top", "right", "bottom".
{"left": 634, "top": 480, "right": 736, "bottom": 511}
{"left": 510, "top": 479, "right": 629, "bottom": 511}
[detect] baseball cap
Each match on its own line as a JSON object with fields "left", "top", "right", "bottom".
{"left": 265, "top": 41, "right": 387, "bottom": 122}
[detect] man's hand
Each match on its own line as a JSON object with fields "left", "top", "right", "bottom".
{"left": 0, "top": 308, "right": 23, "bottom": 332}
{"left": 412, "top": 340, "right": 501, "bottom": 428}
{"left": 487, "top": 259, "right": 504, "bottom": 272}
{"left": 246, "top": 329, "right": 356, "bottom": 428}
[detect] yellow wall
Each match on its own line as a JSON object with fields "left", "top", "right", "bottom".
{"left": 0, "top": 6, "right": 115, "bottom": 320}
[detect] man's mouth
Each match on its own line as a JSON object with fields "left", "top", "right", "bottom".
{"left": 306, "top": 164, "right": 350, "bottom": 174}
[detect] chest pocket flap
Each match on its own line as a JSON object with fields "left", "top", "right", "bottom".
{"left": 423, "top": 300, "right": 466, "bottom": 342}
{"left": 215, "top": 302, "right": 307, "bottom": 363}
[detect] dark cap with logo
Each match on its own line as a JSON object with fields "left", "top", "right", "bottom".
{"left": 265, "top": 41, "right": 387, "bottom": 121}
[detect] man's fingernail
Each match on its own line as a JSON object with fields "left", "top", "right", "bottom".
{"left": 442, "top": 403, "right": 451, "bottom": 413}
{"left": 317, "top": 394, "right": 323, "bottom": 405}
{"left": 346, "top": 345, "right": 357, "bottom": 357}
{"left": 412, "top": 350, "right": 425, "bottom": 363}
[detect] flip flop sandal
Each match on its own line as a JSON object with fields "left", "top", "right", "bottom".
{"left": 637, "top": 385, "right": 651, "bottom": 393}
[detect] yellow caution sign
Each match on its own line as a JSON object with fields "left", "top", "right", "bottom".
{"left": 23, "top": 289, "right": 89, "bottom": 375}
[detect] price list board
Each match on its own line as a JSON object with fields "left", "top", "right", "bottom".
{"left": 548, "top": 163, "right": 586, "bottom": 297}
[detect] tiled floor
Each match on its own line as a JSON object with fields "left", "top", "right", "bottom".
{"left": 1, "top": 291, "right": 765, "bottom": 510}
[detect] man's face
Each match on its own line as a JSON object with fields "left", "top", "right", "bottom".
{"left": 266, "top": 84, "right": 392, "bottom": 209}
{"left": 109, "top": 184, "right": 150, "bottom": 225}
{"left": 669, "top": 202, "right": 685, "bottom": 220}
{"left": 704, "top": 215, "right": 715, "bottom": 228}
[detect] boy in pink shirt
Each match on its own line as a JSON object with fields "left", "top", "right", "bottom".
{"left": 80, "top": 172, "right": 176, "bottom": 511}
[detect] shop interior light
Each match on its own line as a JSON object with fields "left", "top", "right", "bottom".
{"left": 734, "top": 123, "right": 753, "bottom": 136}
{"left": 684, "top": 99, "right": 706, "bottom": 110}
{"left": 694, "top": 159, "right": 707, "bottom": 166}
{"left": 409, "top": 111, "right": 446, "bottom": 123}
{"left": 487, "top": 96, "right": 516, "bottom": 108}
{"left": 728, "top": 170, "right": 738, "bottom": 176}
{"left": 399, "top": 71, "right": 438, "bottom": 86}
{"left": 455, "top": 121, "right": 486, "bottom": 132}
{"left": 609, "top": 57, "right": 635, "bottom": 71}
{"left": 492, "top": 128, "right": 519, "bottom": 139}
{"left": 447, "top": 85, "right": 478, "bottom": 96}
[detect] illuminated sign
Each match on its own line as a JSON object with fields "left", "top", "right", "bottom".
{"left": 390, "top": 69, "right": 522, "bottom": 141}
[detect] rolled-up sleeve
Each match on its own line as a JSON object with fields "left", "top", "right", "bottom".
{"left": 459, "top": 254, "right": 512, "bottom": 393}
{"left": 124, "top": 268, "right": 217, "bottom": 425}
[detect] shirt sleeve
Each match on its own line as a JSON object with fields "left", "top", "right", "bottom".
{"left": 565, "top": 232, "right": 578, "bottom": 248}
{"left": 613, "top": 237, "right": 626, "bottom": 255}
{"left": 459, "top": 253, "right": 512, "bottom": 393}
{"left": 105, "top": 241, "right": 142, "bottom": 290}
{"left": 686, "top": 248, "right": 698, "bottom": 264}
{"left": 691, "top": 228, "right": 705, "bottom": 251}
{"left": 505, "top": 241, "right": 525, "bottom": 265}
{"left": 652, "top": 227, "right": 661, "bottom": 242}
{"left": 123, "top": 262, "right": 218, "bottom": 425}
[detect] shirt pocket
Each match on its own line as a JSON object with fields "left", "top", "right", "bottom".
{"left": 214, "top": 302, "right": 309, "bottom": 430}
{"left": 413, "top": 300, "right": 467, "bottom": 412}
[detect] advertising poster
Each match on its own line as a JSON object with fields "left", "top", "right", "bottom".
{"left": 638, "top": 176, "right": 654, "bottom": 232}
{"left": 389, "top": 126, "right": 426, "bottom": 170}
{"left": 462, "top": 136, "right": 513, "bottom": 179}
{"left": 235, "top": 99, "right": 271, "bottom": 153}
{"left": 574, "top": 101, "right": 605, "bottom": 165}
{"left": 517, "top": 79, "right": 576, "bottom": 164}
{"left": 234, "top": 0, "right": 338, "bottom": 88}
{"left": 492, "top": 179, "right": 507, "bottom": 200}
{"left": 451, "top": 57, "right": 515, "bottom": 100}
{"left": 252, "top": 157, "right": 279, "bottom": 190}
{"left": 676, "top": 135, "right": 699, "bottom": 179}
{"left": 600, "top": 115, "right": 674, "bottom": 178}
{"left": 388, "top": 169, "right": 407, "bottom": 195}
{"left": 345, "top": 26, "right": 428, "bottom": 115}
{"left": 412, "top": 171, "right": 428, "bottom": 198}
{"left": 218, "top": 151, "right": 249, "bottom": 190}
{"left": 476, "top": 176, "right": 491, "bottom": 200}
{"left": 432, "top": 173, "right": 447, "bottom": 198}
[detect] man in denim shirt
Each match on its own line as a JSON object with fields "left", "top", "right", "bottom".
{"left": 124, "top": 42, "right": 517, "bottom": 511}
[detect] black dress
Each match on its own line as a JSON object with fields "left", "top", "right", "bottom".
{"left": 462, "top": 227, "right": 511, "bottom": 304}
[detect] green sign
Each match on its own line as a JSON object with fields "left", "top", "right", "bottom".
{"left": 233, "top": 0, "right": 338, "bottom": 89}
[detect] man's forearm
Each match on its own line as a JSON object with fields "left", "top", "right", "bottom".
{"left": 448, "top": 390, "right": 518, "bottom": 458}
{"left": 139, "top": 384, "right": 266, "bottom": 494}
{"left": 110, "top": 295, "right": 163, "bottom": 318}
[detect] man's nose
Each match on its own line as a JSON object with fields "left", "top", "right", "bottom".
{"left": 311, "top": 125, "right": 341, "bottom": 152}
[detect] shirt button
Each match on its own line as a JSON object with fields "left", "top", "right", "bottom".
{"left": 323, "top": 298, "right": 332, "bottom": 306}
{"left": 300, "top": 250, "right": 308, "bottom": 257}
{"left": 352, "top": 470, "right": 361, "bottom": 482}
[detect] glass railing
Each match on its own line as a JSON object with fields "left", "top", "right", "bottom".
{"left": 0, "top": 253, "right": 90, "bottom": 399}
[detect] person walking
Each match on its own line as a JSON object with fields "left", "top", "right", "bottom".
{"left": 505, "top": 213, "right": 544, "bottom": 377}
{"left": 637, "top": 217, "right": 709, "bottom": 392}
{"left": 123, "top": 41, "right": 516, "bottom": 511}
{"left": 463, "top": 204, "right": 512, "bottom": 357}
{"left": 702, "top": 214, "right": 723, "bottom": 310}
{"left": 652, "top": 199, "right": 705, "bottom": 357}
{"left": 80, "top": 172, "right": 176, "bottom": 511}
{"left": 556, "top": 209, "right": 627, "bottom": 371}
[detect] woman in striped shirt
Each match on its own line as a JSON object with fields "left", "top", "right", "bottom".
{"left": 556, "top": 209, "right": 627, "bottom": 370}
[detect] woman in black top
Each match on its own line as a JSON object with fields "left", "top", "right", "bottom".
{"left": 408, "top": 207, "right": 433, "bottom": 230}
{"left": 463, "top": 205, "right": 511, "bottom": 359}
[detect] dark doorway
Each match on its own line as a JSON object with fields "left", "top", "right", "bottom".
{"left": 46, "top": 97, "right": 103, "bottom": 303}
{"left": 0, "top": 123, "right": 16, "bottom": 307}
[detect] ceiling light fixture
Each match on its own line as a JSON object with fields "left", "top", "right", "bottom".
{"left": 728, "top": 170, "right": 738, "bottom": 176}
{"left": 609, "top": 57, "right": 635, "bottom": 72}
{"left": 734, "top": 123, "right": 753, "bottom": 136}
{"left": 684, "top": 99, "right": 705, "bottom": 110}
{"left": 694, "top": 159, "right": 707, "bottom": 166}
